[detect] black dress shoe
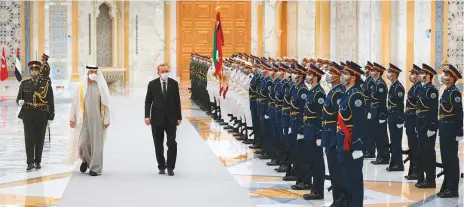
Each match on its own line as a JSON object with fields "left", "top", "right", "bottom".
{"left": 363, "top": 153, "right": 376, "bottom": 158}
{"left": 303, "top": 192, "right": 324, "bottom": 200}
{"left": 404, "top": 173, "right": 419, "bottom": 180}
{"left": 275, "top": 165, "right": 288, "bottom": 173}
{"left": 35, "top": 163, "right": 42, "bottom": 169}
{"left": 89, "top": 171, "right": 99, "bottom": 176}
{"left": 437, "top": 189, "right": 459, "bottom": 198}
{"left": 371, "top": 158, "right": 389, "bottom": 165}
{"left": 168, "top": 170, "right": 174, "bottom": 176}
{"left": 223, "top": 126, "right": 233, "bottom": 130}
{"left": 283, "top": 175, "right": 296, "bottom": 181}
{"left": 291, "top": 183, "right": 311, "bottom": 190}
{"left": 415, "top": 181, "right": 436, "bottom": 188}
{"left": 266, "top": 159, "right": 279, "bottom": 166}
{"left": 258, "top": 154, "right": 270, "bottom": 159}
{"left": 159, "top": 170, "right": 166, "bottom": 174}
{"left": 243, "top": 139, "right": 254, "bottom": 144}
{"left": 249, "top": 145, "right": 261, "bottom": 149}
{"left": 26, "top": 163, "right": 35, "bottom": 171}
{"left": 386, "top": 165, "right": 404, "bottom": 171}
{"left": 80, "top": 162, "right": 88, "bottom": 173}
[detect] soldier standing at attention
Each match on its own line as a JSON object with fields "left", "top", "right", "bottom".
{"left": 40, "top": 53, "right": 51, "bottom": 82}
{"left": 16, "top": 61, "right": 55, "bottom": 171}
{"left": 436, "top": 64, "right": 462, "bottom": 198}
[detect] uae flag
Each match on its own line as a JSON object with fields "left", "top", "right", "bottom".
{"left": 0, "top": 47, "right": 8, "bottom": 81}
{"left": 212, "top": 11, "right": 224, "bottom": 84}
{"left": 14, "top": 48, "right": 22, "bottom": 82}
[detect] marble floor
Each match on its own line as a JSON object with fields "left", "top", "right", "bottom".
{"left": 0, "top": 80, "right": 462, "bottom": 207}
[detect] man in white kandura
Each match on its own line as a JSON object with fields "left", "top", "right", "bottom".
{"left": 67, "top": 65, "right": 111, "bottom": 176}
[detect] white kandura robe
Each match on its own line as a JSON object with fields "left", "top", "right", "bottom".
{"left": 67, "top": 82, "right": 110, "bottom": 174}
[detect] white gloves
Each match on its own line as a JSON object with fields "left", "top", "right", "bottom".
{"left": 427, "top": 130, "right": 436, "bottom": 137}
{"left": 297, "top": 134, "right": 304, "bottom": 140}
{"left": 352, "top": 150, "right": 363, "bottom": 159}
{"left": 48, "top": 120, "right": 53, "bottom": 126}
{"left": 397, "top": 124, "right": 404, "bottom": 129}
{"left": 415, "top": 127, "right": 417, "bottom": 133}
{"left": 379, "top": 120, "right": 386, "bottom": 124}
{"left": 18, "top": 100, "right": 24, "bottom": 106}
{"left": 456, "top": 136, "right": 463, "bottom": 142}
{"left": 288, "top": 128, "right": 292, "bottom": 134}
{"left": 316, "top": 139, "right": 321, "bottom": 146}
{"left": 367, "top": 113, "right": 371, "bottom": 120}
{"left": 264, "top": 115, "right": 269, "bottom": 119}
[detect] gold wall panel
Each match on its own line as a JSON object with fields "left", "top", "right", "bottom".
{"left": 177, "top": 1, "right": 251, "bottom": 79}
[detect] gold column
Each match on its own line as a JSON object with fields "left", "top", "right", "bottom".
{"left": 381, "top": 1, "right": 391, "bottom": 67}
{"left": 279, "top": 1, "right": 287, "bottom": 57}
{"left": 406, "top": 1, "right": 415, "bottom": 90}
{"left": 21, "top": 1, "right": 25, "bottom": 72}
{"left": 276, "top": 2, "right": 282, "bottom": 57}
{"left": 315, "top": 1, "right": 330, "bottom": 58}
{"left": 431, "top": 1, "right": 436, "bottom": 67}
{"left": 72, "top": 1, "right": 79, "bottom": 81}
{"left": 257, "top": 3, "right": 263, "bottom": 57}
{"left": 165, "top": 2, "right": 171, "bottom": 66}
{"left": 38, "top": 1, "right": 44, "bottom": 58}
{"left": 124, "top": 1, "right": 130, "bottom": 84}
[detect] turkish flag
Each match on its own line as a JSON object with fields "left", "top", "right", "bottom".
{"left": 0, "top": 48, "right": 8, "bottom": 81}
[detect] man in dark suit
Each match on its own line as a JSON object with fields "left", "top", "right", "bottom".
{"left": 145, "top": 64, "right": 182, "bottom": 176}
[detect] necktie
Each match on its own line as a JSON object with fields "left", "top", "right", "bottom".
{"left": 163, "top": 81, "right": 167, "bottom": 97}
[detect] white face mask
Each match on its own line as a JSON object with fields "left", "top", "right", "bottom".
{"left": 291, "top": 74, "right": 297, "bottom": 82}
{"left": 160, "top": 73, "right": 169, "bottom": 80}
{"left": 440, "top": 75, "right": 450, "bottom": 84}
{"left": 409, "top": 74, "right": 417, "bottom": 82}
{"left": 370, "top": 71, "right": 377, "bottom": 78}
{"left": 340, "top": 74, "right": 351, "bottom": 86}
{"left": 88, "top": 73, "right": 98, "bottom": 81}
{"left": 419, "top": 74, "right": 427, "bottom": 83}
{"left": 276, "top": 71, "right": 283, "bottom": 78}
{"left": 386, "top": 72, "right": 393, "bottom": 80}
{"left": 305, "top": 75, "right": 314, "bottom": 84}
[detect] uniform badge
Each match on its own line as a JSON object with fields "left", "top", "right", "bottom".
{"left": 398, "top": 92, "right": 403, "bottom": 97}
{"left": 355, "top": 99, "right": 362, "bottom": 107}
{"left": 337, "top": 99, "right": 341, "bottom": 105}
{"left": 360, "top": 84, "right": 363, "bottom": 88}
{"left": 301, "top": 94, "right": 307, "bottom": 99}
{"left": 318, "top": 98, "right": 324, "bottom": 104}
{"left": 379, "top": 88, "right": 384, "bottom": 92}
{"left": 455, "top": 97, "right": 461, "bottom": 103}
{"left": 268, "top": 86, "right": 271, "bottom": 91}
{"left": 430, "top": 93, "right": 436, "bottom": 99}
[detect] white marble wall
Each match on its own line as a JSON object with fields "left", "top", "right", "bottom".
{"left": 78, "top": 1, "right": 94, "bottom": 80}
{"left": 251, "top": 1, "right": 258, "bottom": 56}
{"left": 297, "top": 0, "right": 316, "bottom": 61}
{"left": 370, "top": 1, "right": 382, "bottom": 64}
{"left": 357, "top": 1, "right": 371, "bottom": 65}
{"left": 330, "top": 1, "right": 337, "bottom": 61}
{"left": 169, "top": 1, "right": 176, "bottom": 76}
{"left": 129, "top": 1, "right": 165, "bottom": 88}
{"left": 263, "top": 1, "right": 278, "bottom": 58}
{"left": 414, "top": 1, "right": 432, "bottom": 66}
{"left": 33, "top": 1, "right": 38, "bottom": 60}
{"left": 286, "top": 2, "right": 298, "bottom": 58}
{"left": 335, "top": 1, "right": 357, "bottom": 62}
{"left": 391, "top": 1, "right": 407, "bottom": 85}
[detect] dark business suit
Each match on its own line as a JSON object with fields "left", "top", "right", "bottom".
{"left": 145, "top": 77, "right": 182, "bottom": 171}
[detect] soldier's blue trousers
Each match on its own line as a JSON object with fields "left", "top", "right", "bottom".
{"left": 417, "top": 117, "right": 437, "bottom": 182}
{"left": 388, "top": 121, "right": 404, "bottom": 168}
{"left": 373, "top": 119, "right": 390, "bottom": 160}
{"left": 273, "top": 123, "right": 285, "bottom": 161}
{"left": 439, "top": 122, "right": 459, "bottom": 191}
{"left": 405, "top": 112, "right": 420, "bottom": 174}
{"left": 326, "top": 146, "right": 345, "bottom": 199}
{"left": 250, "top": 101, "right": 260, "bottom": 145}
{"left": 339, "top": 151, "right": 364, "bottom": 207}
{"left": 309, "top": 140, "right": 325, "bottom": 194}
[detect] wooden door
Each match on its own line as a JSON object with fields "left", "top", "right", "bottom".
{"left": 177, "top": 1, "right": 251, "bottom": 80}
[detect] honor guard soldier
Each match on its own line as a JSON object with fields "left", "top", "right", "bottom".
{"left": 415, "top": 63, "right": 438, "bottom": 189}
{"left": 370, "top": 63, "right": 390, "bottom": 165}
{"left": 386, "top": 64, "right": 405, "bottom": 171}
{"left": 301, "top": 64, "right": 326, "bottom": 200}
{"left": 40, "top": 53, "right": 51, "bottom": 81}
{"left": 272, "top": 63, "right": 289, "bottom": 171}
{"left": 16, "top": 61, "right": 55, "bottom": 171}
{"left": 337, "top": 61, "right": 367, "bottom": 207}
{"left": 275, "top": 63, "right": 292, "bottom": 173}
{"left": 322, "top": 62, "right": 347, "bottom": 206}
{"left": 282, "top": 65, "right": 298, "bottom": 181}
{"left": 436, "top": 64, "right": 462, "bottom": 198}
{"left": 291, "top": 63, "right": 312, "bottom": 190}
{"left": 362, "top": 61, "right": 376, "bottom": 158}
{"left": 256, "top": 62, "right": 273, "bottom": 159}
{"left": 404, "top": 64, "right": 422, "bottom": 180}
{"left": 249, "top": 61, "right": 264, "bottom": 150}
{"left": 264, "top": 63, "right": 280, "bottom": 166}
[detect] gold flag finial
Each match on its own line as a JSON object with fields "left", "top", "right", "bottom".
{"left": 216, "top": 0, "right": 220, "bottom": 11}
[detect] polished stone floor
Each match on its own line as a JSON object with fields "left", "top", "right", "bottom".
{"left": 0, "top": 80, "right": 462, "bottom": 206}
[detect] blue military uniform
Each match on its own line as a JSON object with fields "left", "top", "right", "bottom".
{"left": 301, "top": 64, "right": 326, "bottom": 200}
{"left": 361, "top": 61, "right": 376, "bottom": 157}
{"left": 404, "top": 64, "right": 422, "bottom": 180}
{"left": 282, "top": 68, "right": 297, "bottom": 180}
{"left": 437, "top": 64, "right": 463, "bottom": 198}
{"left": 337, "top": 61, "right": 367, "bottom": 207}
{"left": 257, "top": 63, "right": 273, "bottom": 158}
{"left": 274, "top": 63, "right": 291, "bottom": 173}
{"left": 386, "top": 64, "right": 405, "bottom": 171}
{"left": 290, "top": 64, "right": 311, "bottom": 190}
{"left": 265, "top": 63, "right": 280, "bottom": 166}
{"left": 322, "top": 62, "right": 346, "bottom": 205}
{"left": 249, "top": 64, "right": 262, "bottom": 149}
{"left": 370, "top": 63, "right": 390, "bottom": 164}
{"left": 415, "top": 64, "right": 439, "bottom": 189}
